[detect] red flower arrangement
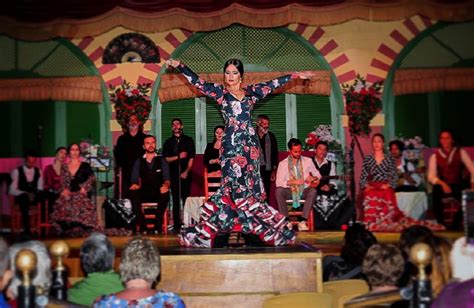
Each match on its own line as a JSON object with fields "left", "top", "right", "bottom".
{"left": 342, "top": 75, "right": 383, "bottom": 137}
{"left": 109, "top": 80, "right": 152, "bottom": 128}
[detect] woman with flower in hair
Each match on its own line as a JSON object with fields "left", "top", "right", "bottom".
{"left": 167, "top": 58, "right": 314, "bottom": 247}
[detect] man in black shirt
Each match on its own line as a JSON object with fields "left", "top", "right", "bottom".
{"left": 130, "top": 135, "right": 170, "bottom": 234}
{"left": 114, "top": 115, "right": 146, "bottom": 199}
{"left": 162, "top": 118, "right": 195, "bottom": 232}
{"left": 257, "top": 114, "right": 278, "bottom": 201}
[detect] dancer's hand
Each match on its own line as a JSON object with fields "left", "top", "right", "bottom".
{"left": 294, "top": 71, "right": 315, "bottom": 80}
{"left": 160, "top": 185, "right": 169, "bottom": 193}
{"left": 129, "top": 184, "right": 140, "bottom": 191}
{"left": 166, "top": 59, "right": 180, "bottom": 68}
{"left": 179, "top": 151, "right": 188, "bottom": 159}
{"left": 380, "top": 184, "right": 390, "bottom": 190}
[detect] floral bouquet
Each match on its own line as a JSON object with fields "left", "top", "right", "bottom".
{"left": 109, "top": 80, "right": 152, "bottom": 128}
{"left": 342, "top": 75, "right": 383, "bottom": 137}
{"left": 305, "top": 124, "right": 342, "bottom": 151}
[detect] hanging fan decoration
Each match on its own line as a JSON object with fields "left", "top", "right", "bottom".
{"left": 103, "top": 33, "right": 160, "bottom": 64}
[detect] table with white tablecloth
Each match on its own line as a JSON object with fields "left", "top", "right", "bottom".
{"left": 183, "top": 196, "right": 205, "bottom": 226}
{"left": 396, "top": 191, "right": 428, "bottom": 219}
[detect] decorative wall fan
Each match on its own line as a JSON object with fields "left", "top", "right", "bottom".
{"left": 103, "top": 33, "right": 160, "bottom": 64}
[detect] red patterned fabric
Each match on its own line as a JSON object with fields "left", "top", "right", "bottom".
{"left": 363, "top": 182, "right": 444, "bottom": 232}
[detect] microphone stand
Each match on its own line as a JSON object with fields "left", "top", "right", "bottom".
{"left": 176, "top": 135, "right": 182, "bottom": 231}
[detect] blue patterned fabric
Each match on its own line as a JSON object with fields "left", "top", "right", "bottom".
{"left": 177, "top": 64, "right": 296, "bottom": 247}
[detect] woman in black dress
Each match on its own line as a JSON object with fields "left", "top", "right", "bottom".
{"left": 204, "top": 125, "right": 225, "bottom": 174}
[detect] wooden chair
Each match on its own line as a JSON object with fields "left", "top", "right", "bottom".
{"left": 141, "top": 202, "right": 169, "bottom": 234}
{"left": 323, "top": 279, "right": 369, "bottom": 308}
{"left": 344, "top": 289, "right": 402, "bottom": 307}
{"left": 263, "top": 292, "right": 332, "bottom": 308}
{"left": 286, "top": 199, "right": 314, "bottom": 231}
{"left": 10, "top": 195, "right": 41, "bottom": 235}
{"left": 204, "top": 168, "right": 221, "bottom": 200}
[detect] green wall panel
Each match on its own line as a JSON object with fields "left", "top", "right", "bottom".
{"left": 296, "top": 94, "right": 331, "bottom": 144}
{"left": 66, "top": 102, "right": 100, "bottom": 145}
{"left": 161, "top": 99, "right": 196, "bottom": 149}
{"left": 394, "top": 94, "right": 430, "bottom": 145}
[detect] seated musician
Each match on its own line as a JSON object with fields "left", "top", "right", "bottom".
{"left": 312, "top": 141, "right": 351, "bottom": 229}
{"left": 275, "top": 138, "right": 320, "bottom": 231}
{"left": 130, "top": 135, "right": 170, "bottom": 234}
{"left": 389, "top": 140, "right": 424, "bottom": 192}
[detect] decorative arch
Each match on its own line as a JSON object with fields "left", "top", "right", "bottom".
{"left": 0, "top": 35, "right": 111, "bottom": 156}
{"left": 151, "top": 24, "right": 344, "bottom": 150}
{"left": 382, "top": 21, "right": 474, "bottom": 145}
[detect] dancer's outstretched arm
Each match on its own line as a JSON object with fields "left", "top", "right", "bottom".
{"left": 247, "top": 71, "right": 315, "bottom": 101}
{"left": 166, "top": 59, "right": 224, "bottom": 101}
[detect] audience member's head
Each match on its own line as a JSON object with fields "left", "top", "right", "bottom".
{"left": 450, "top": 237, "right": 474, "bottom": 282}
{"left": 398, "top": 226, "right": 452, "bottom": 295}
{"left": 0, "top": 238, "right": 12, "bottom": 292}
{"left": 399, "top": 225, "right": 433, "bottom": 259}
{"left": 119, "top": 237, "right": 161, "bottom": 285}
{"left": 340, "top": 223, "right": 377, "bottom": 266}
{"left": 7, "top": 241, "right": 52, "bottom": 299}
{"left": 363, "top": 244, "right": 405, "bottom": 290}
{"left": 80, "top": 232, "right": 116, "bottom": 275}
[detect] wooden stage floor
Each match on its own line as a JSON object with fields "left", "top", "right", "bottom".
{"left": 27, "top": 229, "right": 463, "bottom": 254}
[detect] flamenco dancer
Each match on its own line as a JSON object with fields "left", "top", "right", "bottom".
{"left": 166, "top": 58, "right": 314, "bottom": 247}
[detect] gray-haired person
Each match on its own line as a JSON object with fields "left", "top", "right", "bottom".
{"left": 0, "top": 238, "right": 13, "bottom": 306}
{"left": 94, "top": 237, "right": 185, "bottom": 307}
{"left": 68, "top": 232, "right": 124, "bottom": 306}
{"left": 7, "top": 241, "right": 52, "bottom": 300}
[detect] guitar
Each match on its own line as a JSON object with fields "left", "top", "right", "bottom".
{"left": 309, "top": 174, "right": 350, "bottom": 188}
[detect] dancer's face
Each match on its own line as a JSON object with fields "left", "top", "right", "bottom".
{"left": 372, "top": 136, "right": 384, "bottom": 152}
{"left": 289, "top": 145, "right": 302, "bottom": 160}
{"left": 215, "top": 128, "right": 224, "bottom": 141}
{"left": 439, "top": 132, "right": 453, "bottom": 150}
{"left": 224, "top": 64, "right": 241, "bottom": 87}
{"left": 143, "top": 136, "right": 156, "bottom": 153}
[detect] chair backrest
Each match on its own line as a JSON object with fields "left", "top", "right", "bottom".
{"left": 344, "top": 289, "right": 402, "bottom": 307}
{"left": 323, "top": 279, "right": 369, "bottom": 308}
{"left": 204, "top": 168, "right": 221, "bottom": 199}
{"left": 263, "top": 292, "right": 332, "bottom": 308}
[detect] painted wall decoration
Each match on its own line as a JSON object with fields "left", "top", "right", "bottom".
{"left": 103, "top": 33, "right": 160, "bottom": 64}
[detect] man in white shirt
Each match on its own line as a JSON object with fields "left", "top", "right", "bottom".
{"left": 9, "top": 150, "right": 44, "bottom": 236}
{"left": 276, "top": 138, "right": 320, "bottom": 231}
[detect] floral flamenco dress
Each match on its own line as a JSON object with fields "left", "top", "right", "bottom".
{"left": 177, "top": 64, "right": 296, "bottom": 247}
{"left": 360, "top": 155, "right": 444, "bottom": 232}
